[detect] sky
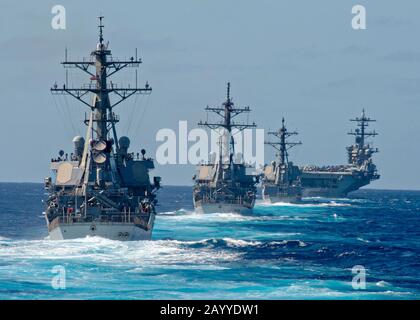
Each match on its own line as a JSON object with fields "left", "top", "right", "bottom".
{"left": 0, "top": 0, "right": 419, "bottom": 189}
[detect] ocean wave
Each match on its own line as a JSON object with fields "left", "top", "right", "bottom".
{"left": 376, "top": 280, "right": 390, "bottom": 287}
{"left": 0, "top": 236, "right": 309, "bottom": 266}
{"left": 157, "top": 210, "right": 309, "bottom": 223}
{"left": 157, "top": 208, "right": 191, "bottom": 216}
{"left": 336, "top": 250, "right": 358, "bottom": 258}
{"left": 1, "top": 184, "right": 420, "bottom": 299}
{"left": 157, "top": 211, "right": 254, "bottom": 222}
{"left": 304, "top": 196, "right": 372, "bottom": 204}
{"left": 256, "top": 201, "right": 351, "bottom": 209}
{"left": 0, "top": 237, "right": 242, "bottom": 267}
{"left": 174, "top": 238, "right": 308, "bottom": 249}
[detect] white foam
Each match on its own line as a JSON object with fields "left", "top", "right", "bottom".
{"left": 157, "top": 208, "right": 191, "bottom": 216}
{"left": 222, "top": 238, "right": 262, "bottom": 247}
{"left": 376, "top": 281, "right": 390, "bottom": 287}
{"left": 269, "top": 240, "right": 307, "bottom": 247}
{"left": 256, "top": 201, "right": 350, "bottom": 208}
{"left": 0, "top": 237, "right": 241, "bottom": 267}
{"left": 158, "top": 211, "right": 257, "bottom": 222}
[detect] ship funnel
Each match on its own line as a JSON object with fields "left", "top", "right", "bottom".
{"left": 119, "top": 136, "right": 130, "bottom": 156}
{"left": 72, "top": 136, "right": 85, "bottom": 158}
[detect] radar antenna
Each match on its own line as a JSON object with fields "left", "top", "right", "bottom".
{"left": 348, "top": 109, "right": 378, "bottom": 147}
{"left": 265, "top": 118, "right": 302, "bottom": 165}
{"left": 198, "top": 82, "right": 256, "bottom": 165}
{"left": 51, "top": 16, "right": 152, "bottom": 146}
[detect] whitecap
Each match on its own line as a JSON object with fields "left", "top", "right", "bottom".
{"left": 376, "top": 281, "right": 390, "bottom": 287}
{"left": 221, "top": 238, "right": 262, "bottom": 247}
{"left": 157, "top": 208, "right": 192, "bottom": 216}
{"left": 256, "top": 201, "right": 350, "bottom": 208}
{"left": 0, "top": 237, "right": 241, "bottom": 267}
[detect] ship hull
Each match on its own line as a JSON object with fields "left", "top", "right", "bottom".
{"left": 262, "top": 194, "right": 301, "bottom": 204}
{"left": 302, "top": 187, "right": 349, "bottom": 198}
{"left": 262, "top": 185, "right": 302, "bottom": 204}
{"left": 46, "top": 215, "right": 154, "bottom": 241}
{"left": 300, "top": 171, "right": 370, "bottom": 198}
{"left": 193, "top": 200, "right": 253, "bottom": 214}
{"left": 48, "top": 222, "right": 152, "bottom": 240}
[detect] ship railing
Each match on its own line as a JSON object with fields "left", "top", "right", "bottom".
{"left": 57, "top": 212, "right": 151, "bottom": 224}
{"left": 84, "top": 112, "right": 120, "bottom": 123}
{"left": 197, "top": 195, "right": 247, "bottom": 205}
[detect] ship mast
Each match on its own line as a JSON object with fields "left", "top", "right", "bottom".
{"left": 265, "top": 118, "right": 301, "bottom": 165}
{"left": 198, "top": 82, "right": 256, "bottom": 166}
{"left": 348, "top": 109, "right": 377, "bottom": 147}
{"left": 51, "top": 16, "right": 152, "bottom": 147}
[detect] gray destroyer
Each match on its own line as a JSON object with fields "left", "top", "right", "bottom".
{"left": 192, "top": 83, "right": 259, "bottom": 213}
{"left": 262, "top": 118, "right": 302, "bottom": 203}
{"left": 44, "top": 17, "right": 161, "bottom": 240}
{"left": 300, "top": 110, "right": 379, "bottom": 198}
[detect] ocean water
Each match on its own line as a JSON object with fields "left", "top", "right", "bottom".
{"left": 0, "top": 183, "right": 419, "bottom": 299}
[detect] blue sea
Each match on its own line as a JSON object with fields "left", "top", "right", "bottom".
{"left": 0, "top": 183, "right": 419, "bottom": 299}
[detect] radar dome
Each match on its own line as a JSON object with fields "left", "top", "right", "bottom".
{"left": 73, "top": 136, "right": 85, "bottom": 145}
{"left": 119, "top": 136, "right": 130, "bottom": 156}
{"left": 72, "top": 136, "right": 85, "bottom": 157}
{"left": 119, "top": 136, "right": 130, "bottom": 149}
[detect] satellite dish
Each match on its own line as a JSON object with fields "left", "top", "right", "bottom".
{"left": 92, "top": 140, "right": 107, "bottom": 151}
{"left": 93, "top": 151, "right": 107, "bottom": 164}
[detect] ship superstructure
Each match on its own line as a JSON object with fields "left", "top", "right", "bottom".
{"left": 262, "top": 118, "right": 302, "bottom": 203}
{"left": 300, "top": 109, "right": 379, "bottom": 197}
{"left": 44, "top": 17, "right": 161, "bottom": 240}
{"left": 192, "top": 83, "right": 259, "bottom": 213}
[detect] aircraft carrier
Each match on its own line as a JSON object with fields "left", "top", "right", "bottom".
{"left": 192, "top": 83, "right": 259, "bottom": 213}
{"left": 300, "top": 110, "right": 379, "bottom": 198}
{"left": 44, "top": 17, "right": 161, "bottom": 240}
{"left": 262, "top": 118, "right": 302, "bottom": 203}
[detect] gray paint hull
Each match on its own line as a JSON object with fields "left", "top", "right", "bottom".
{"left": 262, "top": 194, "right": 301, "bottom": 204}
{"left": 194, "top": 201, "right": 253, "bottom": 214}
{"left": 301, "top": 171, "right": 369, "bottom": 198}
{"left": 302, "top": 187, "right": 349, "bottom": 198}
{"left": 46, "top": 215, "right": 154, "bottom": 241}
{"left": 48, "top": 223, "right": 152, "bottom": 240}
{"left": 262, "top": 185, "right": 302, "bottom": 204}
